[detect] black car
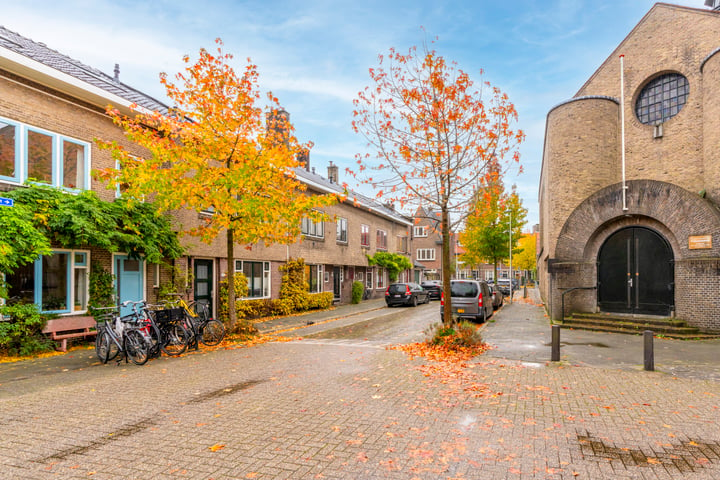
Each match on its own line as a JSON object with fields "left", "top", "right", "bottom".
{"left": 385, "top": 282, "right": 430, "bottom": 307}
{"left": 420, "top": 281, "right": 442, "bottom": 300}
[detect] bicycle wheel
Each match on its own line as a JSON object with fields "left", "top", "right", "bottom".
{"left": 200, "top": 319, "right": 226, "bottom": 346}
{"left": 125, "top": 329, "right": 150, "bottom": 365}
{"left": 160, "top": 323, "right": 189, "bottom": 356}
{"left": 95, "top": 329, "right": 119, "bottom": 363}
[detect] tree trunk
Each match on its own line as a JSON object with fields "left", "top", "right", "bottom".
{"left": 227, "top": 227, "right": 237, "bottom": 329}
{"left": 441, "top": 208, "right": 452, "bottom": 326}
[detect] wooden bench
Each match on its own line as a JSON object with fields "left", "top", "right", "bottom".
{"left": 42, "top": 316, "right": 97, "bottom": 352}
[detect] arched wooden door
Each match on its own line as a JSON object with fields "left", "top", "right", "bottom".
{"left": 598, "top": 227, "right": 674, "bottom": 315}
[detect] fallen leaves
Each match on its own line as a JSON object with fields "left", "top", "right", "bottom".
{"left": 208, "top": 444, "right": 225, "bottom": 452}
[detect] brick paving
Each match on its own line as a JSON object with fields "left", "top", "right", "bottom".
{"left": 1, "top": 295, "right": 720, "bottom": 479}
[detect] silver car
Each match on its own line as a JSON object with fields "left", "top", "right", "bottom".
{"left": 440, "top": 280, "right": 494, "bottom": 323}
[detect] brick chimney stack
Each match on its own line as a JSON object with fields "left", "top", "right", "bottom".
{"left": 327, "top": 161, "right": 339, "bottom": 184}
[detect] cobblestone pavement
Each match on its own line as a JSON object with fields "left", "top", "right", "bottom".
{"left": 2, "top": 297, "right": 720, "bottom": 479}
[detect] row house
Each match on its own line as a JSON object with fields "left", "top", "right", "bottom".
{"left": 0, "top": 25, "right": 412, "bottom": 319}
{"left": 411, "top": 206, "right": 456, "bottom": 282}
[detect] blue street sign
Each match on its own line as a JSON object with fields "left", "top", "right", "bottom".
{"left": 0, "top": 197, "right": 14, "bottom": 207}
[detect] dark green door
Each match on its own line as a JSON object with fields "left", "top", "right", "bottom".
{"left": 598, "top": 227, "right": 674, "bottom": 315}
{"left": 194, "top": 259, "right": 213, "bottom": 316}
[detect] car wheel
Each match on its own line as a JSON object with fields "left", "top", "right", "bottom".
{"left": 411, "top": 296, "right": 418, "bottom": 307}
{"left": 478, "top": 310, "right": 487, "bottom": 323}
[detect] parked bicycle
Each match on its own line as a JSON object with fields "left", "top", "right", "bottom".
{"left": 161, "top": 293, "right": 225, "bottom": 349}
{"left": 145, "top": 302, "right": 191, "bottom": 357}
{"left": 94, "top": 302, "right": 152, "bottom": 365}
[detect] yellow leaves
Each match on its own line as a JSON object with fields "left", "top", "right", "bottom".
{"left": 208, "top": 444, "right": 225, "bottom": 452}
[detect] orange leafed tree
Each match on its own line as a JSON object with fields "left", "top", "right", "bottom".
{"left": 351, "top": 41, "right": 524, "bottom": 324}
{"left": 97, "top": 39, "right": 336, "bottom": 328}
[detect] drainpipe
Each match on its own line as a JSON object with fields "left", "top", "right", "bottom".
{"left": 620, "top": 55, "right": 628, "bottom": 211}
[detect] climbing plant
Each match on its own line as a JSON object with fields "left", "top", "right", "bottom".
{"left": 367, "top": 252, "right": 413, "bottom": 282}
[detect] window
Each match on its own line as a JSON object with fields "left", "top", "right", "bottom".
{"left": 361, "top": 224, "right": 370, "bottom": 247}
{"left": 635, "top": 73, "right": 689, "bottom": 125}
{"left": 414, "top": 225, "right": 428, "bottom": 237}
{"left": 376, "top": 229, "right": 387, "bottom": 250}
{"left": 0, "top": 116, "right": 89, "bottom": 189}
{"left": 305, "top": 264, "right": 323, "bottom": 293}
{"left": 152, "top": 263, "right": 161, "bottom": 288}
{"left": 336, "top": 217, "right": 347, "bottom": 243}
{"left": 5, "top": 250, "right": 89, "bottom": 313}
{"left": 301, "top": 216, "right": 324, "bottom": 238}
{"left": 417, "top": 248, "right": 436, "bottom": 261}
{"left": 376, "top": 267, "right": 386, "bottom": 289}
{"left": 365, "top": 268, "right": 373, "bottom": 289}
{"left": 235, "top": 261, "right": 271, "bottom": 298}
{"left": 396, "top": 236, "right": 408, "bottom": 253}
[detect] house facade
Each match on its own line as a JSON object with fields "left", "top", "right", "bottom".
{"left": 411, "top": 206, "right": 456, "bottom": 282}
{"left": 538, "top": 3, "right": 720, "bottom": 330}
{"left": 0, "top": 26, "right": 412, "bottom": 319}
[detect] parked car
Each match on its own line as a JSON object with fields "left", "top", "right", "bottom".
{"left": 496, "top": 278, "right": 518, "bottom": 297}
{"left": 385, "top": 282, "right": 430, "bottom": 307}
{"left": 420, "top": 281, "right": 443, "bottom": 300}
{"left": 488, "top": 284, "right": 504, "bottom": 310}
{"left": 440, "top": 279, "right": 493, "bottom": 323}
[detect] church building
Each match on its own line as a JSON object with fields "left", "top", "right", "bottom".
{"left": 538, "top": 2, "right": 720, "bottom": 330}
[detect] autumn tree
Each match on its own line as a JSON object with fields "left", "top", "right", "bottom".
{"left": 460, "top": 183, "right": 527, "bottom": 284}
{"left": 513, "top": 234, "right": 537, "bottom": 280}
{"left": 352, "top": 41, "right": 524, "bottom": 324}
{"left": 98, "top": 40, "right": 336, "bottom": 328}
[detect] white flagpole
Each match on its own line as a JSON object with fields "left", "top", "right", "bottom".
{"left": 620, "top": 54, "right": 628, "bottom": 211}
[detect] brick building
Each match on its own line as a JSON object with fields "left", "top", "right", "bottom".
{"left": 0, "top": 25, "right": 412, "bottom": 319}
{"left": 411, "top": 206, "right": 456, "bottom": 282}
{"left": 538, "top": 3, "right": 720, "bottom": 330}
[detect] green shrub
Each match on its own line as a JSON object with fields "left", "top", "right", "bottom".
{"left": 270, "top": 298, "right": 294, "bottom": 316}
{"left": 0, "top": 304, "right": 55, "bottom": 356}
{"left": 351, "top": 281, "right": 364, "bottom": 304}
{"left": 88, "top": 262, "right": 115, "bottom": 317}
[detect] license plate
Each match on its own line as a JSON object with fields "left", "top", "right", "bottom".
{"left": 394, "top": 294, "right": 401, "bottom": 298}
{"left": 457, "top": 308, "right": 465, "bottom": 313}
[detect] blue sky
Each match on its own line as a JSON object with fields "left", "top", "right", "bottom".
{"left": 3, "top": 0, "right": 704, "bottom": 227}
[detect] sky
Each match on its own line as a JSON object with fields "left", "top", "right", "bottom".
{"left": 1, "top": 0, "right": 706, "bottom": 227}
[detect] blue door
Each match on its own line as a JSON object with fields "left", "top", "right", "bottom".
{"left": 115, "top": 255, "right": 144, "bottom": 317}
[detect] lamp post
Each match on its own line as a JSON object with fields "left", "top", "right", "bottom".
{"left": 509, "top": 210, "right": 513, "bottom": 303}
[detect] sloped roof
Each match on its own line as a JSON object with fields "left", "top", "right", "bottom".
{"left": 294, "top": 167, "right": 412, "bottom": 226}
{"left": 0, "top": 25, "right": 168, "bottom": 114}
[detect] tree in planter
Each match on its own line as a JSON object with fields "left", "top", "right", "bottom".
{"left": 367, "top": 251, "right": 413, "bottom": 283}
{"left": 351, "top": 42, "right": 524, "bottom": 324}
{"left": 97, "top": 40, "right": 336, "bottom": 330}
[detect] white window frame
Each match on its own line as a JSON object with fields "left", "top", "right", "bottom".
{"left": 360, "top": 224, "right": 370, "bottom": 247}
{"left": 3, "top": 249, "right": 90, "bottom": 314}
{"left": 235, "top": 260, "right": 271, "bottom": 299}
{"left": 417, "top": 248, "right": 436, "bottom": 261}
{"left": 336, "top": 217, "right": 348, "bottom": 243}
{"left": 413, "top": 225, "right": 428, "bottom": 237}
{"left": 301, "top": 216, "right": 324, "bottom": 239}
{"left": 365, "top": 268, "right": 373, "bottom": 289}
{"left": 376, "top": 229, "right": 387, "bottom": 250}
{"left": 152, "top": 263, "right": 161, "bottom": 288}
{"left": 376, "top": 267, "right": 386, "bottom": 289}
{"left": 306, "top": 264, "right": 323, "bottom": 293}
{"left": 0, "top": 115, "right": 90, "bottom": 191}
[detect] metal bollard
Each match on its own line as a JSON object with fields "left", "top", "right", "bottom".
{"left": 644, "top": 330, "right": 654, "bottom": 371}
{"left": 551, "top": 324, "right": 561, "bottom": 362}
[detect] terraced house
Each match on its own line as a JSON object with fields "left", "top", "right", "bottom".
{"left": 0, "top": 26, "right": 413, "bottom": 320}
{"left": 538, "top": 2, "right": 720, "bottom": 331}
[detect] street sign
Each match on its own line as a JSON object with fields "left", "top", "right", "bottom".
{"left": 0, "top": 197, "right": 13, "bottom": 207}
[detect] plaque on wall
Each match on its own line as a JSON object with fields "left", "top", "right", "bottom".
{"left": 689, "top": 235, "right": 712, "bottom": 250}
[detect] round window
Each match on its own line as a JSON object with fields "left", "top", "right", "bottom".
{"left": 635, "top": 73, "right": 689, "bottom": 125}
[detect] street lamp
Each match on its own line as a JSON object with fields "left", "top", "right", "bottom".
{"left": 509, "top": 209, "right": 513, "bottom": 303}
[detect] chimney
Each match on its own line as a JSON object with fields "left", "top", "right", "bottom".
{"left": 113, "top": 63, "right": 120, "bottom": 82}
{"left": 384, "top": 202, "right": 395, "bottom": 211}
{"left": 266, "top": 108, "right": 290, "bottom": 146}
{"left": 297, "top": 148, "right": 310, "bottom": 171}
{"left": 327, "top": 161, "right": 339, "bottom": 184}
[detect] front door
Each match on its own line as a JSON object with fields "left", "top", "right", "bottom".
{"left": 333, "top": 266, "right": 341, "bottom": 301}
{"left": 115, "top": 255, "right": 144, "bottom": 317}
{"left": 194, "top": 259, "right": 213, "bottom": 317}
{"left": 598, "top": 227, "right": 674, "bottom": 315}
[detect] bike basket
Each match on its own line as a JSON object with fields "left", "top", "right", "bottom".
{"left": 153, "top": 308, "right": 186, "bottom": 324}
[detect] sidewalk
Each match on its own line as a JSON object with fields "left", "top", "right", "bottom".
{"left": 485, "top": 287, "right": 720, "bottom": 382}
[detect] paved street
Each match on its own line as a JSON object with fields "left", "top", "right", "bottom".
{"left": 2, "top": 294, "right": 720, "bottom": 479}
